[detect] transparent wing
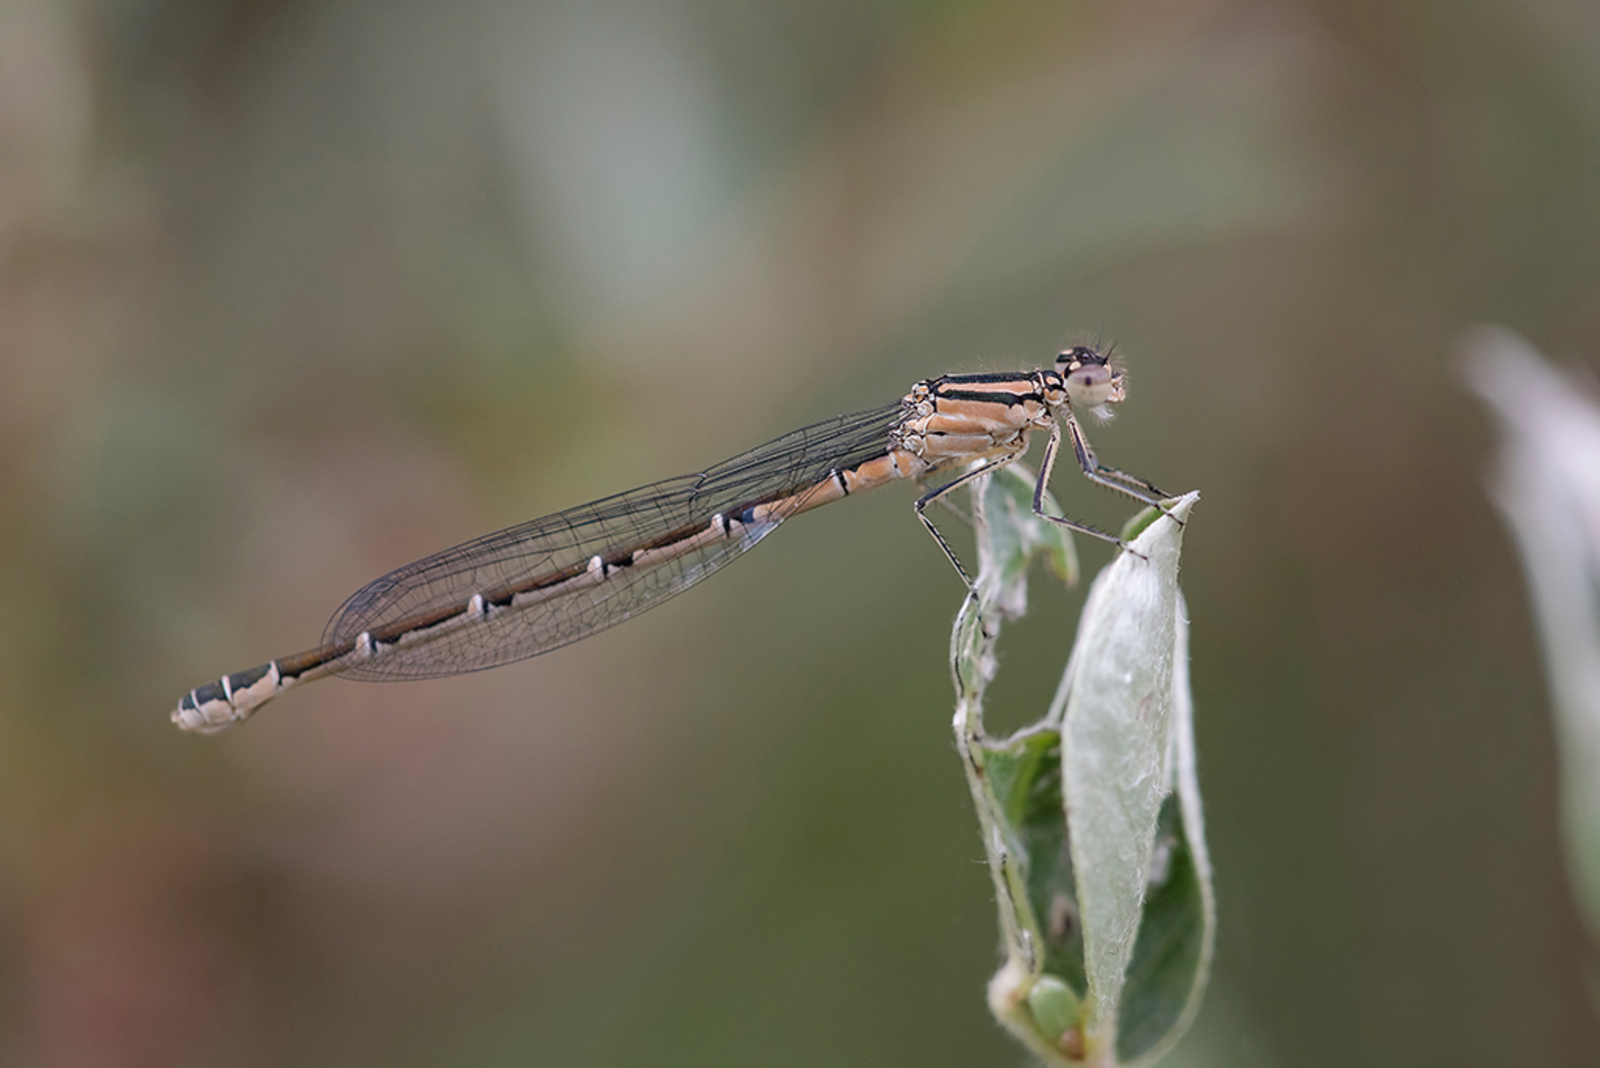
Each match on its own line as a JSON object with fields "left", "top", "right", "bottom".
{"left": 323, "top": 402, "right": 906, "bottom": 681}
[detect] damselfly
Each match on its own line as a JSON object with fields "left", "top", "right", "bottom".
{"left": 173, "top": 345, "right": 1171, "bottom": 734}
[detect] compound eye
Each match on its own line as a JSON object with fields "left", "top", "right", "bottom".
{"left": 1062, "top": 359, "right": 1118, "bottom": 408}
{"left": 1056, "top": 345, "right": 1105, "bottom": 372}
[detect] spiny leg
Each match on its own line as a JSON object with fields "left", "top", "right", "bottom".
{"left": 1034, "top": 422, "right": 1137, "bottom": 555}
{"left": 1091, "top": 463, "right": 1171, "bottom": 501}
{"left": 915, "top": 456, "right": 1019, "bottom": 587}
{"left": 1062, "top": 412, "right": 1182, "bottom": 526}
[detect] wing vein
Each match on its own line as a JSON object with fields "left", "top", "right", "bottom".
{"left": 322, "top": 401, "right": 906, "bottom": 681}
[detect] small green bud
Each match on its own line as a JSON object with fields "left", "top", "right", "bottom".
{"left": 1027, "top": 974, "right": 1085, "bottom": 1057}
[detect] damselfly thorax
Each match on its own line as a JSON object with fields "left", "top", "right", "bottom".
{"left": 173, "top": 345, "right": 1168, "bottom": 734}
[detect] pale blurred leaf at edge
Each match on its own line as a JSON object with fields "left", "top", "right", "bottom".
{"left": 1462, "top": 327, "right": 1600, "bottom": 944}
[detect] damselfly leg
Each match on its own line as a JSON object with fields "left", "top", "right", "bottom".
{"left": 1032, "top": 422, "right": 1136, "bottom": 555}
{"left": 914, "top": 455, "right": 1025, "bottom": 588}
{"left": 1060, "top": 412, "right": 1180, "bottom": 522}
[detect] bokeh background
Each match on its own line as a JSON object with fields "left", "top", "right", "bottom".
{"left": 5, "top": 0, "right": 1600, "bottom": 1065}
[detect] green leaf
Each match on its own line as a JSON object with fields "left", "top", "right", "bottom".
{"left": 1115, "top": 794, "right": 1207, "bottom": 1062}
{"left": 975, "top": 463, "right": 1080, "bottom": 620}
{"left": 980, "top": 725, "right": 1085, "bottom": 989}
{"left": 954, "top": 477, "right": 1211, "bottom": 1067}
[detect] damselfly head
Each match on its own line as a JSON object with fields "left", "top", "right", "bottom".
{"left": 1056, "top": 345, "right": 1126, "bottom": 415}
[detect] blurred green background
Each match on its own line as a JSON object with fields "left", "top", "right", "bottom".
{"left": 4, "top": 0, "right": 1600, "bottom": 1064}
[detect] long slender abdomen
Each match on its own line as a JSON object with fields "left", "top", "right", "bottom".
{"left": 170, "top": 448, "right": 922, "bottom": 734}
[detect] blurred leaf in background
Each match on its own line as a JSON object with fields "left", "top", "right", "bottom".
{"left": 1465, "top": 328, "right": 1600, "bottom": 969}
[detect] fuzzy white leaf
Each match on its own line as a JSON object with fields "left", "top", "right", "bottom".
{"left": 1059, "top": 494, "right": 1196, "bottom": 1064}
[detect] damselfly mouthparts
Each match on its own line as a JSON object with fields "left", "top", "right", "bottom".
{"left": 173, "top": 345, "right": 1170, "bottom": 734}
